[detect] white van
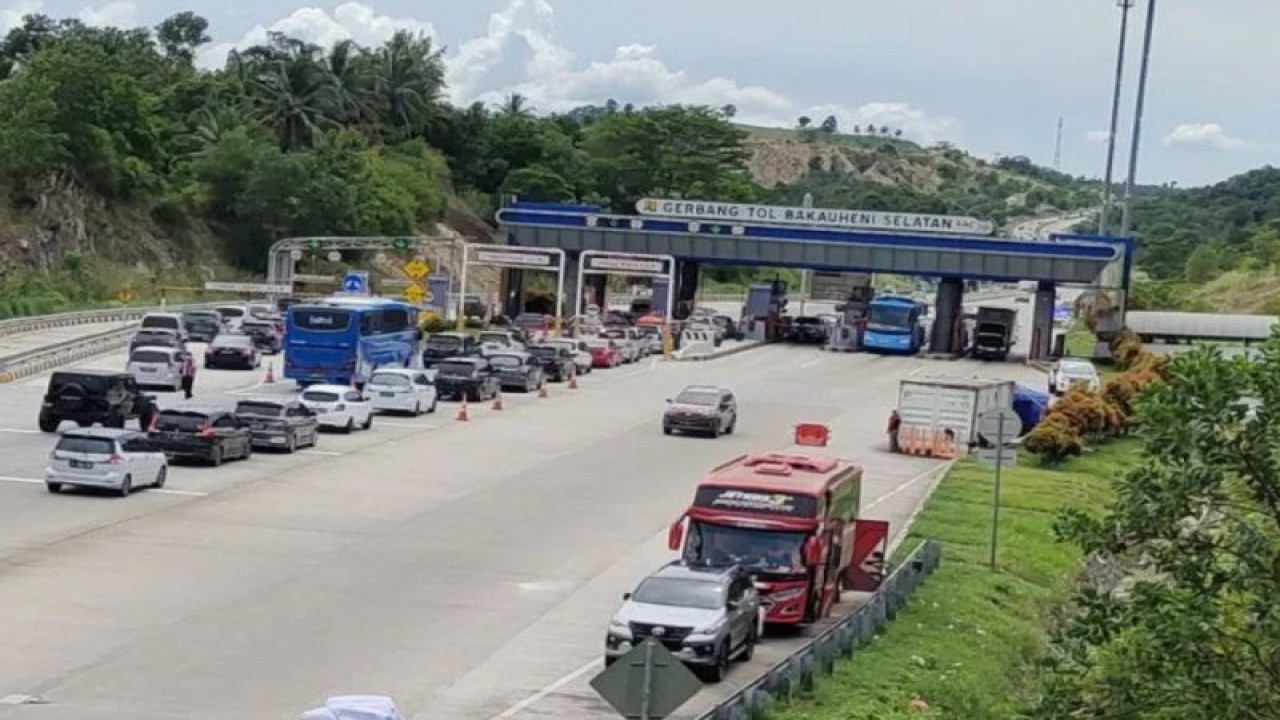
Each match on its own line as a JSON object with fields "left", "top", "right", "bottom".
{"left": 140, "top": 312, "right": 187, "bottom": 342}
{"left": 215, "top": 305, "right": 248, "bottom": 331}
{"left": 127, "top": 346, "right": 184, "bottom": 391}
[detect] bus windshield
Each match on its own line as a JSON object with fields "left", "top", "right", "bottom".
{"left": 867, "top": 304, "right": 915, "bottom": 333}
{"left": 292, "top": 308, "right": 353, "bottom": 332}
{"left": 682, "top": 522, "right": 808, "bottom": 576}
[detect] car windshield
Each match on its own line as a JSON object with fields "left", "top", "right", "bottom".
{"left": 427, "top": 335, "right": 461, "bottom": 347}
{"left": 213, "top": 336, "right": 251, "bottom": 348}
{"left": 184, "top": 313, "right": 219, "bottom": 324}
{"left": 437, "top": 362, "right": 476, "bottom": 377}
{"left": 674, "top": 390, "right": 720, "bottom": 406}
{"left": 155, "top": 411, "right": 209, "bottom": 432}
{"left": 137, "top": 330, "right": 174, "bottom": 339}
{"left": 218, "top": 308, "right": 245, "bottom": 319}
{"left": 631, "top": 577, "right": 723, "bottom": 610}
{"left": 528, "top": 347, "right": 557, "bottom": 358}
{"left": 478, "top": 333, "right": 509, "bottom": 344}
{"left": 489, "top": 355, "right": 521, "bottom": 368}
{"left": 142, "top": 316, "right": 179, "bottom": 330}
{"left": 868, "top": 305, "right": 914, "bottom": 331}
{"left": 370, "top": 373, "right": 411, "bottom": 387}
{"left": 235, "top": 401, "right": 283, "bottom": 417}
{"left": 130, "top": 350, "right": 172, "bottom": 364}
{"left": 242, "top": 322, "right": 271, "bottom": 332}
{"left": 55, "top": 436, "right": 116, "bottom": 455}
{"left": 683, "top": 523, "right": 808, "bottom": 575}
{"left": 794, "top": 317, "right": 822, "bottom": 326}
{"left": 302, "top": 391, "right": 340, "bottom": 403}
{"left": 587, "top": 340, "right": 610, "bottom": 350}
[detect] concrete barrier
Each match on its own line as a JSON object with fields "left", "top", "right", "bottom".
{"left": 0, "top": 327, "right": 137, "bottom": 384}
{"left": 0, "top": 302, "right": 226, "bottom": 339}
{"left": 676, "top": 330, "right": 717, "bottom": 358}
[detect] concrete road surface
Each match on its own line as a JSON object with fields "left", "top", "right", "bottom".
{"left": 0, "top": 340, "right": 1042, "bottom": 720}
{"left": 0, "top": 322, "right": 135, "bottom": 360}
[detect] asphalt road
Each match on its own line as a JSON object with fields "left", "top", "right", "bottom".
{"left": 0, "top": 322, "right": 135, "bottom": 360}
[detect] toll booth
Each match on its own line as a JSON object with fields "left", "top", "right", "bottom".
{"left": 826, "top": 284, "right": 874, "bottom": 352}
{"left": 743, "top": 280, "right": 788, "bottom": 341}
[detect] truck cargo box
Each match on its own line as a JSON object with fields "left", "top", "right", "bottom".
{"left": 897, "top": 376, "right": 1016, "bottom": 450}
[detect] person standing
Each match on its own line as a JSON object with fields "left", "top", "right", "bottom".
{"left": 179, "top": 348, "right": 196, "bottom": 400}
{"left": 887, "top": 410, "right": 902, "bottom": 453}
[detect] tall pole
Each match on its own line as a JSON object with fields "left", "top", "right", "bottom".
{"left": 1099, "top": 0, "right": 1133, "bottom": 237}
{"left": 1119, "top": 0, "right": 1158, "bottom": 237}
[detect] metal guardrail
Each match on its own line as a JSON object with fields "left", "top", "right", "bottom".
{"left": 0, "top": 326, "right": 139, "bottom": 384}
{"left": 696, "top": 539, "right": 943, "bottom": 720}
{"left": 0, "top": 302, "right": 225, "bottom": 339}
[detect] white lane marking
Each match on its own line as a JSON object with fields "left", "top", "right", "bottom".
{"left": 374, "top": 421, "right": 440, "bottom": 429}
{"left": 908, "top": 365, "right": 928, "bottom": 377}
{"left": 0, "top": 475, "right": 207, "bottom": 496}
{"left": 863, "top": 462, "right": 951, "bottom": 513}
{"left": 0, "top": 428, "right": 42, "bottom": 434}
{"left": 300, "top": 450, "right": 344, "bottom": 457}
{"left": 489, "top": 659, "right": 599, "bottom": 720}
{"left": 800, "top": 356, "right": 823, "bottom": 368}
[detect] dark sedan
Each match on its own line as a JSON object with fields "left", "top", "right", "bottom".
{"left": 182, "top": 311, "right": 223, "bottom": 343}
{"left": 233, "top": 398, "right": 319, "bottom": 453}
{"left": 204, "top": 334, "right": 261, "bottom": 370}
{"left": 240, "top": 319, "right": 282, "bottom": 354}
{"left": 527, "top": 344, "right": 575, "bottom": 383}
{"left": 487, "top": 351, "right": 545, "bottom": 393}
{"left": 786, "top": 316, "right": 828, "bottom": 343}
{"left": 433, "top": 357, "right": 501, "bottom": 402}
{"left": 422, "top": 332, "right": 479, "bottom": 367}
{"left": 148, "top": 407, "right": 253, "bottom": 465}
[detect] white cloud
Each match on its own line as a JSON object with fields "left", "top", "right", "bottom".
{"left": 0, "top": 0, "right": 42, "bottom": 35}
{"left": 1086, "top": 129, "right": 1112, "bottom": 144}
{"left": 196, "top": 2, "right": 435, "bottom": 69}
{"left": 1162, "top": 123, "right": 1246, "bottom": 150}
{"left": 78, "top": 1, "right": 138, "bottom": 28}
{"left": 797, "top": 102, "right": 956, "bottom": 145}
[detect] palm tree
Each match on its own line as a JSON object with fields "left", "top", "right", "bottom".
{"left": 894, "top": 129, "right": 903, "bottom": 137}
{"left": 500, "top": 93, "right": 531, "bottom": 116}
{"left": 177, "top": 105, "right": 248, "bottom": 158}
{"left": 797, "top": 116, "right": 811, "bottom": 128}
{"left": 369, "top": 30, "right": 445, "bottom": 134}
{"left": 249, "top": 54, "right": 340, "bottom": 150}
{"left": 327, "top": 39, "right": 375, "bottom": 125}
{"left": 853, "top": 125, "right": 861, "bottom": 134}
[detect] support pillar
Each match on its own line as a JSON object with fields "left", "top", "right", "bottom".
{"left": 1029, "top": 281, "right": 1056, "bottom": 361}
{"left": 501, "top": 268, "right": 525, "bottom": 319}
{"left": 929, "top": 278, "right": 964, "bottom": 354}
{"left": 674, "top": 261, "right": 700, "bottom": 320}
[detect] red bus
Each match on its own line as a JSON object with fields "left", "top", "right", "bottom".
{"left": 667, "top": 452, "right": 890, "bottom": 626}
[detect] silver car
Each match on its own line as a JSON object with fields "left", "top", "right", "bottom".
{"left": 126, "top": 346, "right": 185, "bottom": 391}
{"left": 605, "top": 562, "right": 760, "bottom": 682}
{"left": 45, "top": 428, "right": 168, "bottom": 496}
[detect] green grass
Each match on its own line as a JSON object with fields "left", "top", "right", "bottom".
{"left": 766, "top": 440, "right": 1142, "bottom": 720}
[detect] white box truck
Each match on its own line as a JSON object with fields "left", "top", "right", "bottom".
{"left": 896, "top": 376, "right": 1016, "bottom": 450}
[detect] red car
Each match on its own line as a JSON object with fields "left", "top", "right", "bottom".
{"left": 586, "top": 338, "right": 622, "bottom": 368}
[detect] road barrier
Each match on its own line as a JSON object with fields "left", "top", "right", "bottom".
{"left": 0, "top": 326, "right": 138, "bottom": 384}
{"left": 0, "top": 302, "right": 226, "bottom": 339}
{"left": 676, "top": 330, "right": 717, "bottom": 358}
{"left": 695, "top": 539, "right": 943, "bottom": 720}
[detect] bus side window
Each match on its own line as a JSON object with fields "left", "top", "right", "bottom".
{"left": 382, "top": 309, "right": 410, "bottom": 333}
{"left": 360, "top": 311, "right": 382, "bottom": 336}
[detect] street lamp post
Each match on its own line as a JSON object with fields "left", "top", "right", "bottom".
{"left": 1099, "top": 0, "right": 1134, "bottom": 237}
{"left": 1119, "top": 0, "right": 1159, "bottom": 237}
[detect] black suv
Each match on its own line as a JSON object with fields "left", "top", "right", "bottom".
{"left": 433, "top": 357, "right": 501, "bottom": 401}
{"left": 38, "top": 370, "right": 158, "bottom": 433}
{"left": 663, "top": 385, "right": 738, "bottom": 438}
{"left": 527, "top": 344, "right": 575, "bottom": 383}
{"left": 422, "top": 332, "right": 479, "bottom": 367}
{"left": 148, "top": 407, "right": 253, "bottom": 466}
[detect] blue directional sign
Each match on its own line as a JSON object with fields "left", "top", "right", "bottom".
{"left": 341, "top": 271, "right": 369, "bottom": 295}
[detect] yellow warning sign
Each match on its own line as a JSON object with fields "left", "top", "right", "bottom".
{"left": 403, "top": 284, "right": 425, "bottom": 303}
{"left": 117, "top": 288, "right": 134, "bottom": 304}
{"left": 403, "top": 259, "right": 430, "bottom": 280}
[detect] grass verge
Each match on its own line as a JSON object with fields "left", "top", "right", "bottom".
{"left": 765, "top": 440, "right": 1142, "bottom": 720}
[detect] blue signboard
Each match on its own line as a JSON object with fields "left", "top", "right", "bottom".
{"left": 341, "top": 271, "right": 368, "bottom": 294}
{"left": 1054, "top": 303, "right": 1072, "bottom": 322}
{"left": 426, "top": 274, "right": 450, "bottom": 312}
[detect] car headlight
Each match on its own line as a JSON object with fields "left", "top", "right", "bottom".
{"left": 608, "top": 618, "right": 631, "bottom": 638}
{"left": 689, "top": 617, "right": 726, "bottom": 637}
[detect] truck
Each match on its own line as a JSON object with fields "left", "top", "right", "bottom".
{"left": 667, "top": 450, "right": 890, "bottom": 626}
{"left": 893, "top": 377, "right": 1016, "bottom": 455}
{"left": 970, "top": 306, "right": 1018, "bottom": 360}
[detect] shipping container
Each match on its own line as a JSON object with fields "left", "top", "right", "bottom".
{"left": 896, "top": 377, "right": 1016, "bottom": 447}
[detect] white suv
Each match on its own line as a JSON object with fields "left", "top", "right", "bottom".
{"left": 126, "top": 346, "right": 185, "bottom": 391}
{"left": 300, "top": 385, "right": 374, "bottom": 433}
{"left": 46, "top": 428, "right": 168, "bottom": 496}
{"left": 1049, "top": 359, "right": 1101, "bottom": 396}
{"left": 366, "top": 369, "right": 438, "bottom": 416}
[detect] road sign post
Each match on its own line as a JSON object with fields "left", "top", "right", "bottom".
{"left": 590, "top": 638, "right": 701, "bottom": 720}
{"left": 977, "top": 408, "right": 1022, "bottom": 571}
{"left": 403, "top": 259, "right": 430, "bottom": 280}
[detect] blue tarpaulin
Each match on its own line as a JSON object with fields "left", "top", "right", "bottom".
{"left": 1013, "top": 384, "right": 1050, "bottom": 434}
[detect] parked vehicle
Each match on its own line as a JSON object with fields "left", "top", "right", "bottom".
{"left": 635, "top": 325, "right": 664, "bottom": 354}
{"left": 204, "top": 333, "right": 261, "bottom": 370}
{"left": 586, "top": 338, "right": 623, "bottom": 368}
{"left": 140, "top": 312, "right": 188, "bottom": 342}
{"left": 605, "top": 562, "right": 760, "bottom": 681}
{"left": 785, "top": 316, "right": 828, "bottom": 344}
{"left": 182, "top": 310, "right": 222, "bottom": 343}
{"left": 148, "top": 407, "right": 254, "bottom": 466}
{"left": 433, "top": 357, "right": 501, "bottom": 401}
{"left": 422, "top": 332, "right": 479, "bottom": 367}
{"left": 599, "top": 328, "right": 639, "bottom": 363}
{"left": 366, "top": 368, "right": 438, "bottom": 415}
{"left": 233, "top": 398, "right": 319, "bottom": 453}
{"left": 126, "top": 346, "right": 186, "bottom": 392}
{"left": 970, "top": 307, "right": 1018, "bottom": 360}
{"left": 668, "top": 451, "right": 891, "bottom": 626}
{"left": 215, "top": 305, "right": 249, "bottom": 331}
{"left": 45, "top": 428, "right": 168, "bottom": 496}
{"left": 487, "top": 351, "right": 545, "bottom": 393}
{"left": 129, "top": 328, "right": 182, "bottom": 353}
{"left": 895, "top": 376, "right": 1017, "bottom": 449}
{"left": 663, "top": 385, "right": 737, "bottom": 438}
{"left": 38, "top": 370, "right": 157, "bottom": 433}
{"left": 863, "top": 295, "right": 928, "bottom": 354}
{"left": 512, "top": 313, "right": 552, "bottom": 339}
{"left": 476, "top": 330, "right": 524, "bottom": 353}
{"left": 240, "top": 319, "right": 283, "bottom": 355}
{"left": 546, "top": 339, "right": 593, "bottom": 375}
{"left": 285, "top": 297, "right": 419, "bottom": 387}
{"left": 1049, "top": 359, "right": 1100, "bottom": 396}
{"left": 299, "top": 384, "right": 374, "bottom": 433}
{"left": 527, "top": 344, "right": 575, "bottom": 383}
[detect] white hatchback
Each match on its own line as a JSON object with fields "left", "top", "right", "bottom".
{"left": 126, "top": 346, "right": 185, "bottom": 391}
{"left": 366, "top": 369, "right": 438, "bottom": 416}
{"left": 1050, "top": 359, "right": 1101, "bottom": 395}
{"left": 46, "top": 428, "right": 168, "bottom": 496}
{"left": 300, "top": 384, "right": 374, "bottom": 433}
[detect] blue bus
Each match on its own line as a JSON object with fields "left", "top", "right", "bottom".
{"left": 862, "top": 295, "right": 928, "bottom": 354}
{"left": 284, "top": 297, "right": 420, "bottom": 387}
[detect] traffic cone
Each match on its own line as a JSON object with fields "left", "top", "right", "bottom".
{"left": 538, "top": 383, "right": 549, "bottom": 399}
{"left": 492, "top": 391, "right": 504, "bottom": 411}
{"left": 264, "top": 362, "right": 276, "bottom": 384}
{"left": 568, "top": 372, "right": 579, "bottom": 390}
{"left": 456, "top": 397, "right": 470, "bottom": 422}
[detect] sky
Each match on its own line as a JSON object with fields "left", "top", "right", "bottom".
{"left": 7, "top": 0, "right": 1279, "bottom": 187}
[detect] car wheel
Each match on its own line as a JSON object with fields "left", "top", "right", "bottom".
{"left": 362, "top": 413, "right": 373, "bottom": 430}
{"left": 46, "top": 482, "right": 62, "bottom": 493}
{"left": 704, "top": 643, "right": 729, "bottom": 683}
{"left": 286, "top": 434, "right": 297, "bottom": 453}
{"left": 428, "top": 397, "right": 437, "bottom": 414}
{"left": 725, "top": 415, "right": 736, "bottom": 435}
{"left": 210, "top": 446, "right": 223, "bottom": 467}
{"left": 413, "top": 401, "right": 422, "bottom": 416}
{"left": 118, "top": 474, "right": 133, "bottom": 497}
{"left": 663, "top": 425, "right": 673, "bottom": 436}
{"left": 342, "top": 418, "right": 354, "bottom": 434}
{"left": 242, "top": 442, "right": 253, "bottom": 460}
{"left": 153, "top": 466, "right": 167, "bottom": 489}
{"left": 38, "top": 416, "right": 60, "bottom": 433}
{"left": 739, "top": 627, "right": 757, "bottom": 662}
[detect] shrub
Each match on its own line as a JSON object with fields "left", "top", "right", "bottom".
{"left": 419, "top": 315, "right": 449, "bottom": 333}
{"left": 1052, "top": 387, "right": 1112, "bottom": 438}
{"left": 1024, "top": 416, "right": 1084, "bottom": 464}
